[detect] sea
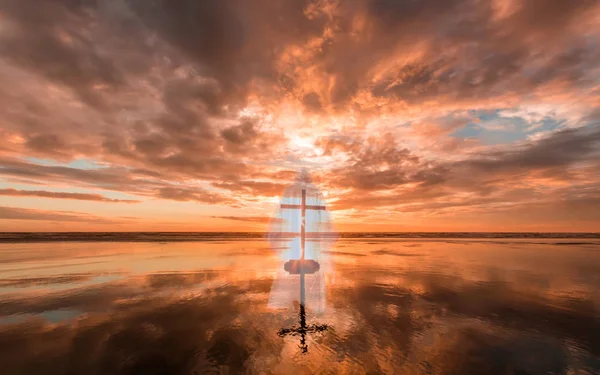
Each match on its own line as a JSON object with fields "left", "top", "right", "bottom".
{"left": 0, "top": 232, "right": 599, "bottom": 374}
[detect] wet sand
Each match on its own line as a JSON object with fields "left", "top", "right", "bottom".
{"left": 0, "top": 237, "right": 599, "bottom": 374}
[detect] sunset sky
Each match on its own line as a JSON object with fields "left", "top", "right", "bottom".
{"left": 0, "top": 0, "right": 599, "bottom": 232}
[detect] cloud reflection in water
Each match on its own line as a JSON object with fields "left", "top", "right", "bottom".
{"left": 0, "top": 239, "right": 599, "bottom": 374}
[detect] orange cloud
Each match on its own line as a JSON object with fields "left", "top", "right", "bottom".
{"left": 0, "top": 189, "right": 139, "bottom": 203}
{"left": 0, "top": 0, "right": 598, "bottom": 231}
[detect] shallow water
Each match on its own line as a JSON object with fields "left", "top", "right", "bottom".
{"left": 1, "top": 238, "right": 599, "bottom": 374}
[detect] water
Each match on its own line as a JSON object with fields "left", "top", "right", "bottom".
{"left": 0, "top": 235, "right": 599, "bottom": 374}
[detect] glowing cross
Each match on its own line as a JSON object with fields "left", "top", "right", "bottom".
{"left": 277, "top": 188, "right": 328, "bottom": 353}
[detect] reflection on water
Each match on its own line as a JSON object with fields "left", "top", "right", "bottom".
{"left": 0, "top": 238, "right": 599, "bottom": 374}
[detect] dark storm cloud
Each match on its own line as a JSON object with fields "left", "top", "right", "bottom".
{"left": 0, "top": 0, "right": 288, "bottom": 194}
{"left": 302, "top": 92, "right": 322, "bottom": 112}
{"left": 221, "top": 120, "right": 257, "bottom": 145}
{"left": 0, "top": 0, "right": 134, "bottom": 109}
{"left": 220, "top": 119, "right": 267, "bottom": 155}
{"left": 366, "top": 0, "right": 464, "bottom": 29}
{"left": 371, "top": 63, "right": 440, "bottom": 103}
{"left": 162, "top": 76, "right": 225, "bottom": 116}
{"left": 96, "top": 72, "right": 284, "bottom": 182}
{"left": 126, "top": 0, "right": 327, "bottom": 98}
{"left": 319, "top": 0, "right": 598, "bottom": 107}
{"left": 8, "top": 0, "right": 588, "bottom": 112}
{"left": 1, "top": 0, "right": 595, "bottom": 125}
{"left": 1, "top": 0, "right": 596, "bottom": 115}
{"left": 509, "top": 0, "right": 598, "bottom": 33}
{"left": 320, "top": 0, "right": 469, "bottom": 106}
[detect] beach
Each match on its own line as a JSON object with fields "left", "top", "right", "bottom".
{"left": 1, "top": 234, "right": 599, "bottom": 374}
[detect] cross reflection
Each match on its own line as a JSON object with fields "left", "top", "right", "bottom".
{"left": 276, "top": 187, "right": 328, "bottom": 353}
{"left": 278, "top": 304, "right": 328, "bottom": 354}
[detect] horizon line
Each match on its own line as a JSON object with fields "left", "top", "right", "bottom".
{"left": 1, "top": 231, "right": 599, "bottom": 234}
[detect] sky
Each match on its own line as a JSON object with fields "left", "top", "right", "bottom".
{"left": 0, "top": 0, "right": 599, "bottom": 232}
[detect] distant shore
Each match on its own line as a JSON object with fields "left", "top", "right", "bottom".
{"left": 1, "top": 232, "right": 599, "bottom": 243}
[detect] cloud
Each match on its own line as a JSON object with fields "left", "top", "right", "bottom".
{"left": 127, "top": 0, "right": 327, "bottom": 97}
{"left": 0, "top": 0, "right": 132, "bottom": 109}
{"left": 0, "top": 158, "right": 153, "bottom": 192}
{"left": 318, "top": 132, "right": 442, "bottom": 191}
{"left": 212, "top": 180, "right": 287, "bottom": 197}
{"left": 0, "top": 206, "right": 124, "bottom": 224}
{"left": 155, "top": 186, "right": 238, "bottom": 206}
{"left": 0, "top": 188, "right": 139, "bottom": 203}
{"left": 211, "top": 216, "right": 281, "bottom": 224}
{"left": 0, "top": 0, "right": 598, "bottom": 229}
{"left": 325, "top": 124, "right": 600, "bottom": 229}
{"left": 458, "top": 125, "right": 600, "bottom": 173}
